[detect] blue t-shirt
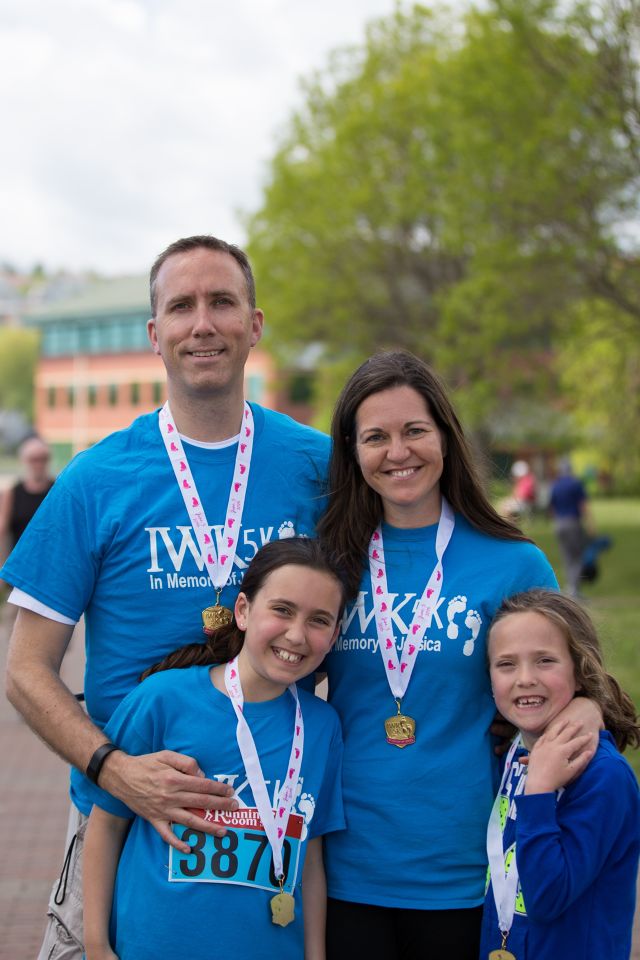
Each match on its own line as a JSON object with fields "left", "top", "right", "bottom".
{"left": 84, "top": 666, "right": 345, "bottom": 960}
{"left": 0, "top": 404, "right": 329, "bottom": 810}
{"left": 322, "top": 515, "right": 558, "bottom": 909}
{"left": 481, "top": 731, "right": 640, "bottom": 958}
{"left": 549, "top": 475, "right": 586, "bottom": 519}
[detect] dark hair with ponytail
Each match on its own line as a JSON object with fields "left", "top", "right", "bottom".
{"left": 141, "top": 537, "right": 346, "bottom": 681}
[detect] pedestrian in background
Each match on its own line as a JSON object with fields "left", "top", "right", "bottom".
{"left": 549, "top": 457, "right": 592, "bottom": 598}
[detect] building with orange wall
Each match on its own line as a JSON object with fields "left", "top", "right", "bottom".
{"left": 25, "top": 275, "right": 278, "bottom": 466}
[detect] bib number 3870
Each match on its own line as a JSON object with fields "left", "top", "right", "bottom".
{"left": 168, "top": 808, "right": 303, "bottom": 895}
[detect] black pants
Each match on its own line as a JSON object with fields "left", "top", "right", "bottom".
{"left": 326, "top": 897, "right": 483, "bottom": 960}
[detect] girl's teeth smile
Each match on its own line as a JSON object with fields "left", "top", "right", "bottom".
{"left": 273, "top": 647, "right": 302, "bottom": 664}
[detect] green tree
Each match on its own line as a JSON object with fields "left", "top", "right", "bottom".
{"left": 246, "top": 0, "right": 639, "bottom": 436}
{"left": 556, "top": 300, "right": 640, "bottom": 490}
{"left": 0, "top": 328, "right": 40, "bottom": 420}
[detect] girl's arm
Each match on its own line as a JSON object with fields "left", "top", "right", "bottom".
{"left": 84, "top": 805, "right": 130, "bottom": 960}
{"left": 302, "top": 837, "right": 327, "bottom": 960}
{"left": 516, "top": 741, "right": 637, "bottom": 922}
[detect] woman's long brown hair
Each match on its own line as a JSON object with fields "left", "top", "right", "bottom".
{"left": 318, "top": 350, "right": 528, "bottom": 598}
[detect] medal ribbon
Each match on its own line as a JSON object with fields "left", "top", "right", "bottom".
{"left": 486, "top": 735, "right": 523, "bottom": 940}
{"left": 224, "top": 657, "right": 304, "bottom": 880}
{"left": 159, "top": 402, "right": 254, "bottom": 592}
{"left": 369, "top": 497, "right": 455, "bottom": 700}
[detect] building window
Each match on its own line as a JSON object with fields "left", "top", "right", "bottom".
{"left": 67, "top": 386, "right": 76, "bottom": 407}
{"left": 288, "top": 372, "right": 314, "bottom": 404}
{"left": 152, "top": 381, "right": 164, "bottom": 404}
{"left": 47, "top": 386, "right": 57, "bottom": 408}
{"left": 131, "top": 382, "right": 140, "bottom": 404}
{"left": 88, "top": 385, "right": 97, "bottom": 407}
{"left": 108, "top": 384, "right": 118, "bottom": 406}
{"left": 245, "top": 373, "right": 264, "bottom": 403}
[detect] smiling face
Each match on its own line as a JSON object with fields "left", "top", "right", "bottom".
{"left": 354, "top": 385, "right": 445, "bottom": 527}
{"left": 233, "top": 565, "right": 342, "bottom": 701}
{"left": 488, "top": 610, "right": 580, "bottom": 748}
{"left": 147, "top": 246, "right": 263, "bottom": 408}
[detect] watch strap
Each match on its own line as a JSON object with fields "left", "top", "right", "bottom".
{"left": 86, "top": 742, "right": 119, "bottom": 785}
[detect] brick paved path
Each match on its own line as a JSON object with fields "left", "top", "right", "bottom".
{"left": 1, "top": 603, "right": 638, "bottom": 959}
{"left": 0, "top": 607, "right": 84, "bottom": 960}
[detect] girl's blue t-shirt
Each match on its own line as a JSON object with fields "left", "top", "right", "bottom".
{"left": 85, "top": 666, "right": 345, "bottom": 960}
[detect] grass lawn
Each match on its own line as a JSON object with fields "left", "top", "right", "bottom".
{"left": 521, "top": 499, "right": 640, "bottom": 777}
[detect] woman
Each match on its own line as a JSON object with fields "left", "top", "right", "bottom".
{"left": 317, "top": 351, "right": 600, "bottom": 959}
{"left": 0, "top": 435, "right": 54, "bottom": 559}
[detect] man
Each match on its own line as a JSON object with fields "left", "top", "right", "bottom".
{"left": 1, "top": 236, "right": 330, "bottom": 958}
{"left": 549, "top": 456, "right": 591, "bottom": 597}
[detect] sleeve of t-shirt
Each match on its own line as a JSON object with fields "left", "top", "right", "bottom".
{"left": 514, "top": 750, "right": 638, "bottom": 922}
{"left": 510, "top": 543, "right": 559, "bottom": 595}
{"left": 307, "top": 712, "right": 345, "bottom": 840}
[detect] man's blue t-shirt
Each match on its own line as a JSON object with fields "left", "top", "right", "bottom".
{"left": 84, "top": 666, "right": 345, "bottom": 960}
{"left": 0, "top": 404, "right": 329, "bottom": 809}
{"left": 322, "top": 515, "right": 558, "bottom": 909}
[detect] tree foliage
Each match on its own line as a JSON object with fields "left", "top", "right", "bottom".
{"left": 0, "top": 328, "right": 40, "bottom": 419}
{"left": 555, "top": 300, "right": 640, "bottom": 491}
{"left": 246, "top": 0, "right": 639, "bottom": 477}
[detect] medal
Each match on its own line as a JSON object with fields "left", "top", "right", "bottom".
{"left": 369, "top": 499, "right": 455, "bottom": 746}
{"left": 202, "top": 589, "right": 234, "bottom": 635}
{"left": 384, "top": 698, "right": 416, "bottom": 748}
{"left": 225, "top": 658, "right": 304, "bottom": 927}
{"left": 160, "top": 403, "right": 254, "bottom": 631}
{"left": 486, "top": 738, "right": 522, "bottom": 960}
{"left": 270, "top": 889, "right": 296, "bottom": 927}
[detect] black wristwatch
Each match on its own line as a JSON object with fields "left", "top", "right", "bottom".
{"left": 86, "top": 742, "right": 120, "bottom": 785}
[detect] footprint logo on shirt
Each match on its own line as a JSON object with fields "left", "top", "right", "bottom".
{"left": 295, "top": 789, "right": 316, "bottom": 841}
{"left": 446, "top": 596, "right": 467, "bottom": 638}
{"left": 463, "top": 609, "right": 482, "bottom": 657}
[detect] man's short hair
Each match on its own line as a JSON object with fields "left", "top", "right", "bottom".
{"left": 149, "top": 235, "right": 256, "bottom": 315}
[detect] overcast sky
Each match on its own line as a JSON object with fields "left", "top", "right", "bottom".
{"left": 0, "top": 0, "right": 400, "bottom": 275}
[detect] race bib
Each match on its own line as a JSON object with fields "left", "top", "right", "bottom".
{"left": 168, "top": 808, "right": 303, "bottom": 895}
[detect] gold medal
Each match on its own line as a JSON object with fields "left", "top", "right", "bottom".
{"left": 489, "top": 931, "right": 516, "bottom": 959}
{"left": 270, "top": 891, "right": 295, "bottom": 927}
{"left": 202, "top": 588, "right": 233, "bottom": 635}
{"left": 384, "top": 699, "right": 416, "bottom": 747}
{"left": 202, "top": 603, "right": 233, "bottom": 633}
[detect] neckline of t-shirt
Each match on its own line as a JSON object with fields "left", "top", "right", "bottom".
{"left": 181, "top": 432, "right": 240, "bottom": 450}
{"left": 195, "top": 664, "right": 296, "bottom": 716}
{"left": 380, "top": 518, "right": 442, "bottom": 541}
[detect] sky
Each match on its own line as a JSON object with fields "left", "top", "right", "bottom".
{"left": 0, "top": 0, "right": 402, "bottom": 276}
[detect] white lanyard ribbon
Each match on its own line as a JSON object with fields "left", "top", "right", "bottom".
{"left": 369, "top": 498, "right": 455, "bottom": 700}
{"left": 224, "top": 658, "right": 304, "bottom": 880}
{"left": 159, "top": 402, "right": 254, "bottom": 591}
{"left": 486, "top": 735, "right": 523, "bottom": 937}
